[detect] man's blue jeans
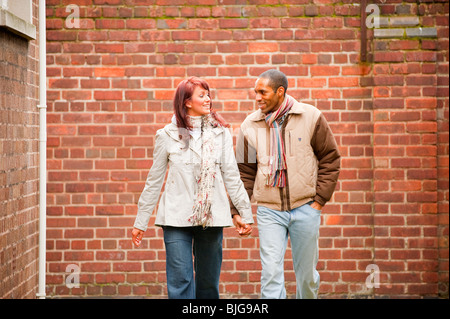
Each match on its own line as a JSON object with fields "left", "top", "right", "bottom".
{"left": 162, "top": 226, "right": 223, "bottom": 299}
{"left": 257, "top": 203, "right": 321, "bottom": 299}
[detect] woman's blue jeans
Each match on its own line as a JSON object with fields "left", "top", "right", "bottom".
{"left": 257, "top": 203, "right": 321, "bottom": 299}
{"left": 162, "top": 226, "right": 223, "bottom": 299}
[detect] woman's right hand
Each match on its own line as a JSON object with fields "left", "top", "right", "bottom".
{"left": 131, "top": 228, "right": 144, "bottom": 247}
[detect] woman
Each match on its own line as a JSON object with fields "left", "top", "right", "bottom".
{"left": 131, "top": 77, "right": 254, "bottom": 299}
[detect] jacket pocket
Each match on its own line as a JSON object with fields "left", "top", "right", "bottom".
{"left": 257, "top": 157, "right": 270, "bottom": 179}
{"left": 288, "top": 130, "right": 293, "bottom": 157}
{"left": 169, "top": 146, "right": 199, "bottom": 166}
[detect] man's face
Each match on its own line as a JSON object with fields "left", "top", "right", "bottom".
{"left": 254, "top": 77, "right": 284, "bottom": 114}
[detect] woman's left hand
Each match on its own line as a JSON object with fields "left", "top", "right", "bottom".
{"left": 232, "top": 215, "right": 252, "bottom": 237}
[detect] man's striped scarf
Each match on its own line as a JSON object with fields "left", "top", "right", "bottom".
{"left": 264, "top": 95, "right": 294, "bottom": 188}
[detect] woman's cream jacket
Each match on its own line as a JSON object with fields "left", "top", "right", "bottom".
{"left": 134, "top": 121, "right": 254, "bottom": 231}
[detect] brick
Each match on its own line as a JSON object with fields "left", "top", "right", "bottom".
{"left": 389, "top": 40, "right": 420, "bottom": 51}
{"left": 83, "top": 160, "right": 113, "bottom": 173}
{"left": 304, "top": 5, "right": 318, "bottom": 16}
{"left": 108, "top": 31, "right": 139, "bottom": 42}
{"left": 297, "top": 54, "right": 315, "bottom": 65}
{"left": 218, "top": 67, "right": 247, "bottom": 77}
{"left": 62, "top": 43, "right": 93, "bottom": 53}
{"left": 326, "top": 29, "right": 357, "bottom": 40}
{"left": 374, "top": 99, "right": 405, "bottom": 109}
{"left": 94, "top": 67, "right": 125, "bottom": 78}
{"left": 47, "top": 30, "right": 76, "bottom": 42}
{"left": 310, "top": 66, "right": 340, "bottom": 76}
{"left": 311, "top": 42, "right": 341, "bottom": 52}
{"left": 217, "top": 42, "right": 247, "bottom": 53}
{"left": 126, "top": 19, "right": 156, "bottom": 29}
{"left": 406, "top": 122, "right": 437, "bottom": 133}
{"left": 374, "top": 76, "right": 404, "bottom": 86}
{"left": 264, "top": 30, "right": 293, "bottom": 40}
{"left": 279, "top": 42, "right": 310, "bottom": 53}
{"left": 94, "top": 91, "right": 123, "bottom": 100}
{"left": 94, "top": 43, "right": 124, "bottom": 53}
{"left": 246, "top": 17, "right": 283, "bottom": 28}
{"left": 406, "top": 98, "right": 437, "bottom": 109}
{"left": 374, "top": 52, "right": 405, "bottom": 62}
{"left": 47, "top": 125, "right": 76, "bottom": 135}
{"left": 217, "top": 89, "right": 248, "bottom": 100}
{"left": 219, "top": 19, "right": 249, "bottom": 29}
{"left": 172, "top": 30, "right": 201, "bottom": 41}
{"left": 342, "top": 88, "right": 372, "bottom": 98}
{"left": 312, "top": 89, "right": 340, "bottom": 99}
{"left": 64, "top": 229, "right": 94, "bottom": 239}
{"left": 202, "top": 30, "right": 232, "bottom": 41}
{"left": 95, "top": 19, "right": 125, "bottom": 29}
{"left": 407, "top": 76, "right": 437, "bottom": 87}
{"left": 48, "top": 172, "right": 78, "bottom": 181}
{"left": 249, "top": 42, "right": 278, "bottom": 52}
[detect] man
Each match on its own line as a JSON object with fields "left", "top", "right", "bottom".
{"left": 231, "top": 69, "right": 340, "bottom": 299}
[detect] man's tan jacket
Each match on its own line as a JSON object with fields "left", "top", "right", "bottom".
{"left": 233, "top": 95, "right": 341, "bottom": 213}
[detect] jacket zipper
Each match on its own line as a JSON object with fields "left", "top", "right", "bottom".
{"left": 280, "top": 115, "right": 291, "bottom": 211}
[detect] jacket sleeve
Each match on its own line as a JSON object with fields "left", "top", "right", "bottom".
{"left": 229, "top": 127, "right": 258, "bottom": 216}
{"left": 133, "top": 129, "right": 169, "bottom": 231}
{"left": 310, "top": 113, "right": 341, "bottom": 206}
{"left": 220, "top": 128, "right": 254, "bottom": 224}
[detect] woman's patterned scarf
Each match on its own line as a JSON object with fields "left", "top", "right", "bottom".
{"left": 265, "top": 95, "right": 294, "bottom": 188}
{"left": 188, "top": 114, "right": 219, "bottom": 227}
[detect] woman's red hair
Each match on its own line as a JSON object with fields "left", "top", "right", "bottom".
{"left": 173, "top": 76, "right": 229, "bottom": 130}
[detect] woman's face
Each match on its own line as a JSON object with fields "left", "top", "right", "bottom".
{"left": 186, "top": 85, "right": 211, "bottom": 117}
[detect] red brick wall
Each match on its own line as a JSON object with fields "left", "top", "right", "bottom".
{"left": 44, "top": 0, "right": 448, "bottom": 298}
{"left": 0, "top": 1, "right": 40, "bottom": 298}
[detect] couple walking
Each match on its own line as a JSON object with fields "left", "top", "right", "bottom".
{"left": 131, "top": 69, "right": 341, "bottom": 299}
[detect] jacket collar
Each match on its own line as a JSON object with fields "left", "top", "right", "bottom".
{"left": 164, "top": 122, "right": 223, "bottom": 142}
{"left": 249, "top": 95, "right": 305, "bottom": 122}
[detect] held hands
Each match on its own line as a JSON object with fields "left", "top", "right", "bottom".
{"left": 131, "top": 228, "right": 144, "bottom": 247}
{"left": 232, "top": 215, "right": 252, "bottom": 237}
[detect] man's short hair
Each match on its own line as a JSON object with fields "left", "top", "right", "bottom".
{"left": 259, "top": 69, "right": 288, "bottom": 95}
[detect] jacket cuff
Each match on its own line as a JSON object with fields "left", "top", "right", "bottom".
{"left": 228, "top": 195, "right": 240, "bottom": 216}
{"left": 230, "top": 205, "right": 240, "bottom": 216}
{"left": 313, "top": 194, "right": 326, "bottom": 207}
